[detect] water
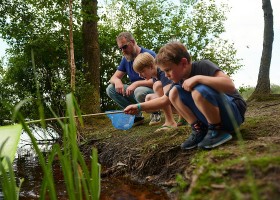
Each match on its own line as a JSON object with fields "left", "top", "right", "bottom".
{"left": 11, "top": 128, "right": 170, "bottom": 199}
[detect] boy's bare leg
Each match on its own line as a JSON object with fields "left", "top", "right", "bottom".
{"left": 161, "top": 105, "right": 177, "bottom": 127}
{"left": 169, "top": 87, "right": 197, "bottom": 124}
{"left": 192, "top": 90, "right": 220, "bottom": 124}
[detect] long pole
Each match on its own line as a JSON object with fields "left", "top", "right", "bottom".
{"left": 26, "top": 110, "right": 124, "bottom": 124}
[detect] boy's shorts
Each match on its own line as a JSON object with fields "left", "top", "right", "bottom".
{"left": 174, "top": 84, "right": 243, "bottom": 132}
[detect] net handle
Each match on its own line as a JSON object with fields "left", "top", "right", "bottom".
{"left": 26, "top": 110, "right": 124, "bottom": 124}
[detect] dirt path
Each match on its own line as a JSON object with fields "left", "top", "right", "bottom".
{"left": 81, "top": 99, "right": 280, "bottom": 199}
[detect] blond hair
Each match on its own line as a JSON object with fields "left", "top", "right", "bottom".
{"left": 155, "top": 41, "right": 191, "bottom": 65}
{"left": 133, "top": 52, "right": 155, "bottom": 72}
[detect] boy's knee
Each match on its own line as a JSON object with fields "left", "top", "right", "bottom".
{"left": 194, "top": 84, "right": 214, "bottom": 96}
{"left": 169, "top": 86, "right": 180, "bottom": 103}
{"left": 153, "top": 81, "right": 162, "bottom": 91}
{"left": 145, "top": 94, "right": 153, "bottom": 102}
{"left": 191, "top": 89, "right": 203, "bottom": 101}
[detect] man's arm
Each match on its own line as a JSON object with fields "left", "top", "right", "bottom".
{"left": 109, "top": 70, "right": 126, "bottom": 95}
{"left": 109, "top": 70, "right": 125, "bottom": 84}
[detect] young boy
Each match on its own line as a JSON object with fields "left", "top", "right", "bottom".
{"left": 124, "top": 41, "right": 246, "bottom": 149}
{"left": 133, "top": 52, "right": 177, "bottom": 131}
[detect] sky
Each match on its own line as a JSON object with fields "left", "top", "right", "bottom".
{"left": 220, "top": 0, "right": 280, "bottom": 88}
{"left": 0, "top": 0, "right": 279, "bottom": 88}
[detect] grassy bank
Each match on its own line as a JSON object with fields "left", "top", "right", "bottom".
{"left": 81, "top": 98, "right": 280, "bottom": 199}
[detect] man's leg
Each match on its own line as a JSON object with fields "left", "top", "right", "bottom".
{"left": 134, "top": 86, "right": 154, "bottom": 103}
{"left": 106, "top": 83, "right": 137, "bottom": 109}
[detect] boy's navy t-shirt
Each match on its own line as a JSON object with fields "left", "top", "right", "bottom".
{"left": 153, "top": 68, "right": 172, "bottom": 87}
{"left": 117, "top": 47, "right": 156, "bottom": 83}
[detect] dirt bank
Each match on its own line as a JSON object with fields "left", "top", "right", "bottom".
{"left": 80, "top": 99, "right": 280, "bottom": 199}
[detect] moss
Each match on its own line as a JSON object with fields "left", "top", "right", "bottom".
{"left": 79, "top": 99, "right": 280, "bottom": 199}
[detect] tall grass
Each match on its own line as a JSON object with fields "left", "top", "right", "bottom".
{"left": 0, "top": 93, "right": 101, "bottom": 199}
{"left": 239, "top": 84, "right": 280, "bottom": 100}
{"left": 0, "top": 139, "right": 23, "bottom": 200}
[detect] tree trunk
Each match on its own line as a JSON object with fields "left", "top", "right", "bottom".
{"left": 81, "top": 0, "right": 101, "bottom": 124}
{"left": 249, "top": 0, "right": 274, "bottom": 101}
{"left": 69, "top": 0, "right": 76, "bottom": 91}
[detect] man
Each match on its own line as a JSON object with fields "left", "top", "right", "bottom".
{"left": 106, "top": 32, "right": 160, "bottom": 126}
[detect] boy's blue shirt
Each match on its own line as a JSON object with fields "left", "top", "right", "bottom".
{"left": 117, "top": 46, "right": 156, "bottom": 83}
{"left": 153, "top": 68, "right": 172, "bottom": 87}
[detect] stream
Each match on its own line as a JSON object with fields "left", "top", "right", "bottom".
{"left": 12, "top": 128, "right": 170, "bottom": 200}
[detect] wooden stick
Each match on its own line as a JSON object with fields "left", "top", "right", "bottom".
{"left": 26, "top": 110, "right": 124, "bottom": 124}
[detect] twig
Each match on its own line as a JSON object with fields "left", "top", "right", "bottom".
{"left": 260, "top": 102, "right": 280, "bottom": 108}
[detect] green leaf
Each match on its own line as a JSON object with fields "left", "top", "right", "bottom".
{"left": 0, "top": 124, "right": 22, "bottom": 171}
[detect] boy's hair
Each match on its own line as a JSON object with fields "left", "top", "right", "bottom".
{"left": 155, "top": 41, "right": 191, "bottom": 65}
{"left": 116, "top": 32, "right": 135, "bottom": 42}
{"left": 133, "top": 52, "right": 155, "bottom": 72}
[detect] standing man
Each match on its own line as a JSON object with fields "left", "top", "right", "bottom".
{"left": 106, "top": 32, "right": 160, "bottom": 126}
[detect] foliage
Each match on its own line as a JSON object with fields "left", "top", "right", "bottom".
{"left": 98, "top": 0, "right": 243, "bottom": 109}
{"left": 3, "top": 93, "right": 100, "bottom": 199}
{"left": 238, "top": 84, "right": 280, "bottom": 100}
{"left": 0, "top": 0, "right": 86, "bottom": 127}
{"left": 0, "top": 0, "right": 243, "bottom": 123}
{"left": 0, "top": 130, "right": 24, "bottom": 200}
{"left": 0, "top": 154, "right": 23, "bottom": 200}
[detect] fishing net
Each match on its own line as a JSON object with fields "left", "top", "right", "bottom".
{"left": 106, "top": 111, "right": 135, "bottom": 130}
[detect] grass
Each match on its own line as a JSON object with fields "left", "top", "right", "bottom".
{"left": 0, "top": 93, "right": 101, "bottom": 199}
{"left": 239, "top": 84, "right": 280, "bottom": 100}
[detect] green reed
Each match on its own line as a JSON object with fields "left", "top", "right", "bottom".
{"left": 0, "top": 139, "right": 23, "bottom": 200}
{"left": 1, "top": 48, "right": 101, "bottom": 199}
{"left": 0, "top": 93, "right": 100, "bottom": 200}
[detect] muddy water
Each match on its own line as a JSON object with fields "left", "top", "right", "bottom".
{"left": 14, "top": 131, "right": 170, "bottom": 200}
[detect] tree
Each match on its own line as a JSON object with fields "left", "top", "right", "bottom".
{"left": 0, "top": 0, "right": 79, "bottom": 127}
{"left": 98, "top": 0, "right": 242, "bottom": 110}
{"left": 69, "top": 0, "right": 77, "bottom": 91}
{"left": 81, "top": 0, "right": 101, "bottom": 117}
{"left": 249, "top": 0, "right": 274, "bottom": 100}
{"left": 0, "top": 0, "right": 243, "bottom": 126}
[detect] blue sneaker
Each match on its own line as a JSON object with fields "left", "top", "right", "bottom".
{"left": 181, "top": 121, "right": 208, "bottom": 150}
{"left": 198, "top": 129, "right": 232, "bottom": 149}
{"left": 181, "top": 129, "right": 207, "bottom": 150}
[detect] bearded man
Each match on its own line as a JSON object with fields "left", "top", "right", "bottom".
{"left": 106, "top": 32, "right": 159, "bottom": 126}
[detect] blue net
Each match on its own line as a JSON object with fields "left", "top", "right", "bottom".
{"left": 106, "top": 111, "right": 135, "bottom": 130}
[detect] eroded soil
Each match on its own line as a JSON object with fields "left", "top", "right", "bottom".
{"left": 80, "top": 99, "right": 280, "bottom": 199}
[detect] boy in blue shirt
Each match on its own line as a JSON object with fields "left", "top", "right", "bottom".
{"left": 133, "top": 52, "right": 177, "bottom": 131}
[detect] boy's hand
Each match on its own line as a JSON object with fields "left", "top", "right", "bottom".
{"left": 124, "top": 104, "right": 138, "bottom": 115}
{"left": 182, "top": 76, "right": 198, "bottom": 91}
